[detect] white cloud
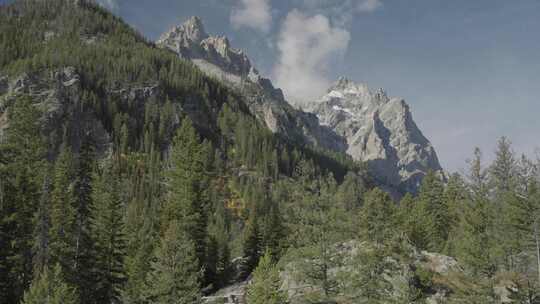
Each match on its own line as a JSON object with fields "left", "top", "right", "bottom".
{"left": 230, "top": 0, "right": 273, "bottom": 33}
{"left": 298, "top": 0, "right": 383, "bottom": 26}
{"left": 273, "top": 10, "right": 351, "bottom": 104}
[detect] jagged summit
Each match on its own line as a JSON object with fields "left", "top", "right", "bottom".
{"left": 158, "top": 16, "right": 251, "bottom": 76}
{"left": 311, "top": 79, "right": 443, "bottom": 194}
{"left": 157, "top": 16, "right": 208, "bottom": 45}
{"left": 158, "top": 17, "right": 443, "bottom": 195}
{"left": 157, "top": 17, "right": 347, "bottom": 152}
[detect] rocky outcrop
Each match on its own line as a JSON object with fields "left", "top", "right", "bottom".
{"left": 157, "top": 17, "right": 347, "bottom": 154}
{"left": 0, "top": 67, "right": 167, "bottom": 159}
{"left": 308, "top": 78, "right": 443, "bottom": 194}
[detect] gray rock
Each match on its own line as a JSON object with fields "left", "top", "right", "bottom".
{"left": 307, "top": 77, "right": 443, "bottom": 193}
{"left": 158, "top": 17, "right": 444, "bottom": 194}
{"left": 157, "top": 17, "right": 347, "bottom": 153}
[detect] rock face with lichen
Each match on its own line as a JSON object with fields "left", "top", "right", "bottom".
{"left": 308, "top": 78, "right": 443, "bottom": 194}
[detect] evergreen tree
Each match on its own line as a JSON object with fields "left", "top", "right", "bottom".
{"left": 72, "top": 137, "right": 97, "bottom": 303}
{"left": 246, "top": 251, "right": 287, "bottom": 304}
{"left": 417, "top": 170, "right": 448, "bottom": 252}
{"left": 398, "top": 193, "right": 431, "bottom": 250}
{"left": 243, "top": 210, "right": 262, "bottom": 275}
{"left": 291, "top": 173, "right": 346, "bottom": 300}
{"left": 456, "top": 148, "right": 496, "bottom": 277}
{"left": 443, "top": 173, "right": 468, "bottom": 255}
{"left": 21, "top": 264, "right": 78, "bottom": 304}
{"left": 164, "top": 118, "right": 209, "bottom": 270}
{"left": 146, "top": 221, "right": 201, "bottom": 304}
{"left": 261, "top": 200, "right": 287, "bottom": 263}
{"left": 90, "top": 164, "right": 126, "bottom": 303}
{"left": 337, "top": 171, "right": 366, "bottom": 211}
{"left": 0, "top": 95, "right": 47, "bottom": 303}
{"left": 33, "top": 174, "right": 52, "bottom": 275}
{"left": 48, "top": 145, "right": 77, "bottom": 283}
{"left": 359, "top": 188, "right": 395, "bottom": 246}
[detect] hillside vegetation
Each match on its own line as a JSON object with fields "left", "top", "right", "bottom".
{"left": 1, "top": 1, "right": 540, "bottom": 304}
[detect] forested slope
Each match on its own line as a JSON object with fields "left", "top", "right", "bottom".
{"left": 0, "top": 1, "right": 367, "bottom": 303}
{"left": 2, "top": 1, "right": 540, "bottom": 304}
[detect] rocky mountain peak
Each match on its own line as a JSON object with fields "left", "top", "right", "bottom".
{"left": 158, "top": 16, "right": 252, "bottom": 77}
{"left": 310, "top": 80, "right": 443, "bottom": 195}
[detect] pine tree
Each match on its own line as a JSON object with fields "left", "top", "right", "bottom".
{"left": 146, "top": 221, "right": 201, "bottom": 304}
{"left": 417, "top": 170, "right": 448, "bottom": 252}
{"left": 246, "top": 251, "right": 287, "bottom": 304}
{"left": 337, "top": 171, "right": 366, "bottom": 211}
{"left": 33, "top": 174, "right": 52, "bottom": 275}
{"left": 0, "top": 95, "right": 47, "bottom": 303}
{"left": 261, "top": 200, "right": 287, "bottom": 263}
{"left": 397, "top": 193, "right": 430, "bottom": 250}
{"left": 164, "top": 118, "right": 209, "bottom": 270}
{"left": 359, "top": 188, "right": 395, "bottom": 246}
{"left": 243, "top": 211, "right": 262, "bottom": 275}
{"left": 21, "top": 264, "right": 78, "bottom": 304}
{"left": 90, "top": 164, "right": 126, "bottom": 303}
{"left": 489, "top": 137, "right": 522, "bottom": 271}
{"left": 72, "top": 136, "right": 97, "bottom": 303}
{"left": 456, "top": 148, "right": 496, "bottom": 277}
{"left": 48, "top": 145, "right": 77, "bottom": 282}
{"left": 443, "top": 173, "right": 468, "bottom": 255}
{"left": 291, "top": 173, "right": 346, "bottom": 299}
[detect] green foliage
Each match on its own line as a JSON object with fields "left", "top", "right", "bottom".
{"left": 21, "top": 264, "right": 78, "bottom": 304}
{"left": 90, "top": 164, "right": 126, "bottom": 303}
{"left": 164, "top": 118, "right": 211, "bottom": 274}
{"left": 359, "top": 188, "right": 395, "bottom": 245}
{"left": 48, "top": 146, "right": 77, "bottom": 283}
{"left": 345, "top": 246, "right": 395, "bottom": 303}
{"left": 0, "top": 95, "right": 47, "bottom": 303}
{"left": 243, "top": 212, "right": 262, "bottom": 275}
{"left": 146, "top": 221, "right": 201, "bottom": 304}
{"left": 246, "top": 251, "right": 287, "bottom": 304}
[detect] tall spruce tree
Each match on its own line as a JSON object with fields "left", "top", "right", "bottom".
{"left": 359, "top": 188, "right": 395, "bottom": 246}
{"left": 456, "top": 148, "right": 496, "bottom": 277}
{"left": 291, "top": 172, "right": 346, "bottom": 300}
{"left": 90, "top": 164, "right": 126, "bottom": 303}
{"left": 0, "top": 95, "right": 47, "bottom": 303}
{"left": 48, "top": 145, "right": 77, "bottom": 283}
{"left": 164, "top": 118, "right": 209, "bottom": 271}
{"left": 72, "top": 136, "right": 97, "bottom": 303}
{"left": 146, "top": 220, "right": 201, "bottom": 304}
{"left": 246, "top": 251, "right": 287, "bottom": 304}
{"left": 243, "top": 210, "right": 262, "bottom": 275}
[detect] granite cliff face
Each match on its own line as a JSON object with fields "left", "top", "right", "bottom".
{"left": 157, "top": 16, "right": 347, "bottom": 153}
{"left": 309, "top": 78, "right": 443, "bottom": 193}
{"left": 158, "top": 17, "right": 443, "bottom": 194}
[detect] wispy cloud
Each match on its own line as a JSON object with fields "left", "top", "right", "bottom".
{"left": 273, "top": 10, "right": 350, "bottom": 104}
{"left": 230, "top": 0, "right": 272, "bottom": 33}
{"left": 298, "top": 0, "right": 383, "bottom": 26}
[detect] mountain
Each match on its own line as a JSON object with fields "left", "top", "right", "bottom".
{"left": 158, "top": 17, "right": 443, "bottom": 194}
{"left": 308, "top": 77, "right": 443, "bottom": 193}
{"left": 157, "top": 16, "right": 347, "bottom": 154}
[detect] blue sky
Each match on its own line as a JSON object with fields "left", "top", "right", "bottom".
{"left": 3, "top": 0, "right": 540, "bottom": 172}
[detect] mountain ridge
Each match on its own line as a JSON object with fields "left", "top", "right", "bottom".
{"left": 158, "top": 16, "right": 444, "bottom": 194}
